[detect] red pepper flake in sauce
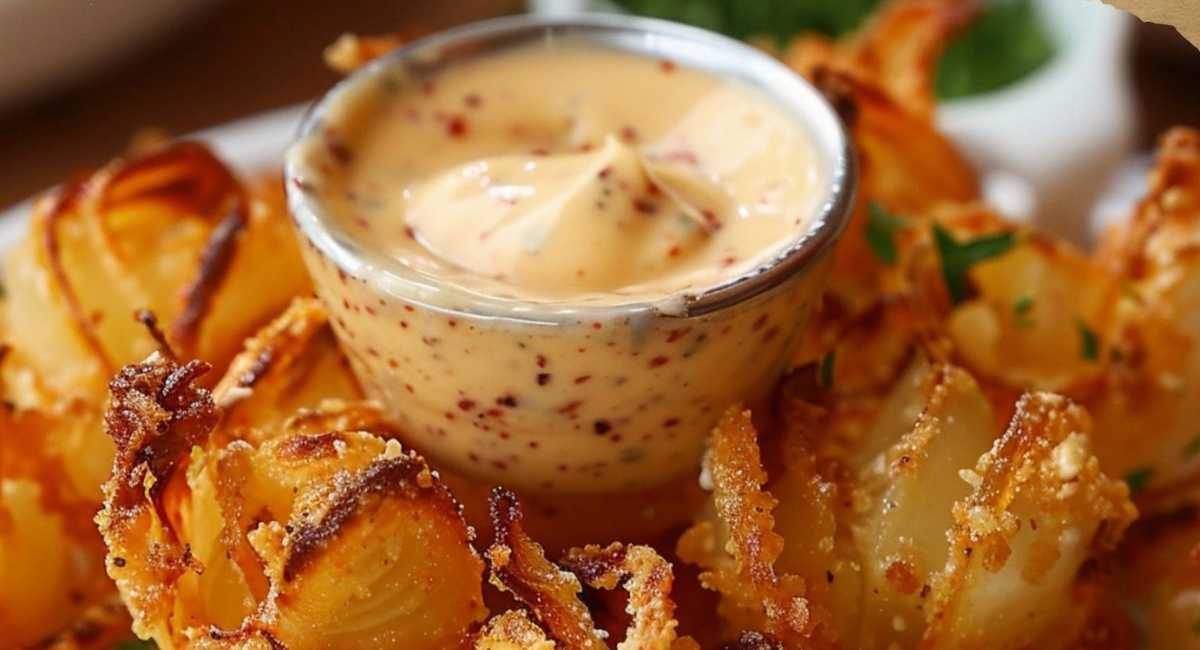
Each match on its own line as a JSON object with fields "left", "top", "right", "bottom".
{"left": 663, "top": 417, "right": 680, "bottom": 428}
{"left": 593, "top": 420, "right": 612, "bottom": 435}
{"left": 762, "top": 326, "right": 780, "bottom": 343}
{"left": 665, "top": 327, "right": 692, "bottom": 343}
{"left": 457, "top": 399, "right": 476, "bottom": 411}
{"left": 530, "top": 147, "right": 550, "bottom": 156}
{"left": 446, "top": 115, "right": 469, "bottom": 138}
{"left": 649, "top": 356, "right": 669, "bottom": 368}
{"left": 597, "top": 165, "right": 612, "bottom": 179}
{"left": 496, "top": 394, "right": 518, "bottom": 408}
{"left": 528, "top": 441, "right": 540, "bottom": 450}
{"left": 701, "top": 209, "right": 722, "bottom": 230}
{"left": 659, "top": 59, "right": 677, "bottom": 73}
{"left": 574, "top": 375, "right": 592, "bottom": 385}
{"left": 464, "top": 93, "right": 483, "bottom": 108}
{"left": 421, "top": 79, "right": 437, "bottom": 95}
{"left": 619, "top": 126, "right": 638, "bottom": 143}
{"left": 592, "top": 322, "right": 602, "bottom": 330}
{"left": 721, "top": 256, "right": 737, "bottom": 267}
{"left": 536, "top": 354, "right": 547, "bottom": 368}
{"left": 632, "top": 197, "right": 657, "bottom": 214}
{"left": 751, "top": 314, "right": 769, "bottom": 331}
{"left": 323, "top": 129, "right": 353, "bottom": 165}
{"left": 667, "top": 245, "right": 681, "bottom": 258}
{"left": 536, "top": 373, "right": 551, "bottom": 386}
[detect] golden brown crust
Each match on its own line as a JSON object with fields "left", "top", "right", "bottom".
{"left": 677, "top": 407, "right": 828, "bottom": 647}
{"left": 487, "top": 487, "right": 607, "bottom": 650}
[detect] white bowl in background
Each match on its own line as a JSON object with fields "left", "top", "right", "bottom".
{"left": 529, "top": 0, "right": 1135, "bottom": 243}
{"left": 0, "top": 0, "right": 221, "bottom": 110}
{"left": 938, "top": 0, "right": 1134, "bottom": 242}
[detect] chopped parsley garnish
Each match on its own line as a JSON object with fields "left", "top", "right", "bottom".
{"left": 1076, "top": 318, "right": 1099, "bottom": 362}
{"left": 932, "top": 224, "right": 1016, "bottom": 305}
{"left": 1184, "top": 434, "right": 1200, "bottom": 461}
{"left": 866, "top": 202, "right": 908, "bottom": 266}
{"left": 819, "top": 351, "right": 836, "bottom": 390}
{"left": 1123, "top": 467, "right": 1154, "bottom": 493}
{"left": 1013, "top": 294, "right": 1035, "bottom": 328}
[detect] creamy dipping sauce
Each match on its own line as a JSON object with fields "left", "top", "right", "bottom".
{"left": 290, "top": 32, "right": 845, "bottom": 493}
{"left": 319, "top": 44, "right": 823, "bottom": 303}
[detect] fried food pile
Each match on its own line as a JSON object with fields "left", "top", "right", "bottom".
{"left": 2, "top": 1, "right": 1200, "bottom": 648}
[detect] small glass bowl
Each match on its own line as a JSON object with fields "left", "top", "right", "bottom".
{"left": 285, "top": 13, "right": 855, "bottom": 493}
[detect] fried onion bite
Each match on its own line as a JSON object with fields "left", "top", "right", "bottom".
{"left": 95, "top": 348, "right": 486, "bottom": 649}
{"left": 676, "top": 407, "right": 834, "bottom": 649}
{"left": 680, "top": 360, "right": 1135, "bottom": 649}
{"left": 2, "top": 141, "right": 309, "bottom": 403}
{"left": 1084, "top": 128, "right": 1200, "bottom": 500}
{"left": 923, "top": 393, "right": 1136, "bottom": 648}
{"left": 484, "top": 487, "right": 696, "bottom": 650}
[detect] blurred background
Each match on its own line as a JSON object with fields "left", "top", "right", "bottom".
{"left": 0, "top": 0, "right": 1196, "bottom": 224}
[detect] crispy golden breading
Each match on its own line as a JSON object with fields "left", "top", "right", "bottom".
{"left": 485, "top": 488, "right": 695, "bottom": 650}
{"left": 487, "top": 487, "right": 609, "bottom": 650}
{"left": 676, "top": 407, "right": 832, "bottom": 648}
{"left": 95, "top": 350, "right": 486, "bottom": 649}
{"left": 923, "top": 393, "right": 1136, "bottom": 648}
{"left": 7, "top": 2, "right": 1200, "bottom": 647}
{"left": 1084, "top": 129, "right": 1200, "bottom": 501}
{"left": 475, "top": 610, "right": 558, "bottom": 650}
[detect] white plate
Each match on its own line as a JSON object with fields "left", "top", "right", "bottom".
{"left": 0, "top": 102, "right": 307, "bottom": 255}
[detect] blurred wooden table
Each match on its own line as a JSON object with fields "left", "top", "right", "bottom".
{"left": 0, "top": 2, "right": 1195, "bottom": 210}
{"left": 0, "top": 0, "right": 516, "bottom": 209}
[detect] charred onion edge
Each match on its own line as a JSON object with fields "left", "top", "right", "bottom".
{"left": 39, "top": 173, "right": 115, "bottom": 371}
{"left": 560, "top": 542, "right": 682, "bottom": 650}
{"left": 173, "top": 201, "right": 248, "bottom": 348}
{"left": 101, "top": 353, "right": 218, "bottom": 523}
{"left": 281, "top": 450, "right": 469, "bottom": 581}
{"left": 487, "top": 486, "right": 607, "bottom": 650}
